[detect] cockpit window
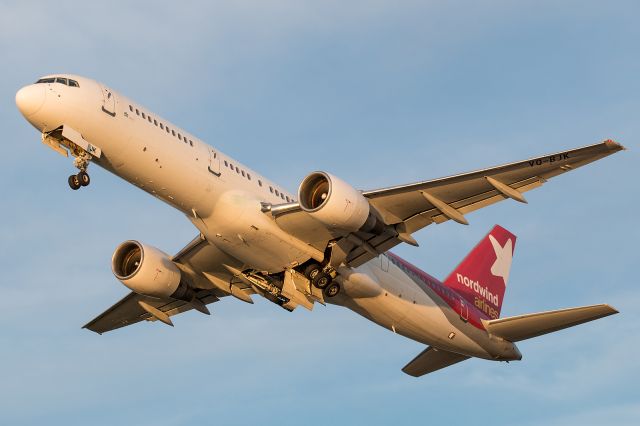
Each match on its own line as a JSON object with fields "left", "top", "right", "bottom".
{"left": 35, "top": 77, "right": 80, "bottom": 87}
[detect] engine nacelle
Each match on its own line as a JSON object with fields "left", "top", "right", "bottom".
{"left": 298, "top": 171, "right": 373, "bottom": 232}
{"left": 112, "top": 240, "right": 181, "bottom": 299}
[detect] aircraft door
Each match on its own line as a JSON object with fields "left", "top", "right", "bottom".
{"left": 459, "top": 298, "right": 469, "bottom": 322}
{"left": 208, "top": 147, "right": 221, "bottom": 176}
{"left": 101, "top": 85, "right": 116, "bottom": 116}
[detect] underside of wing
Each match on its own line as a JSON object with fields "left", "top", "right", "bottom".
{"left": 84, "top": 235, "right": 254, "bottom": 334}
{"left": 273, "top": 140, "right": 624, "bottom": 268}
{"left": 83, "top": 289, "right": 220, "bottom": 334}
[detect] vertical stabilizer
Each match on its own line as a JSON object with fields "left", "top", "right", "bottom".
{"left": 444, "top": 225, "right": 516, "bottom": 318}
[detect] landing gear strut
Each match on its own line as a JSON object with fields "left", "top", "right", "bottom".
{"left": 68, "top": 152, "right": 91, "bottom": 190}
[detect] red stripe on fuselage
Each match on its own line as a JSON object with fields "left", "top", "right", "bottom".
{"left": 386, "top": 252, "right": 488, "bottom": 330}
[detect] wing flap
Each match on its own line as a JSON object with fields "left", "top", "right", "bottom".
{"left": 483, "top": 304, "right": 618, "bottom": 342}
{"left": 402, "top": 346, "right": 470, "bottom": 377}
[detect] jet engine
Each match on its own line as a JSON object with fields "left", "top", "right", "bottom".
{"left": 298, "top": 171, "right": 385, "bottom": 233}
{"left": 112, "top": 240, "right": 182, "bottom": 299}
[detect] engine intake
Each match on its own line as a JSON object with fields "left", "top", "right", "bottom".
{"left": 112, "top": 240, "right": 182, "bottom": 299}
{"left": 299, "top": 172, "right": 384, "bottom": 233}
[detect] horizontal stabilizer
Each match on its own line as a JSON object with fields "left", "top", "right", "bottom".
{"left": 483, "top": 304, "right": 618, "bottom": 342}
{"left": 402, "top": 346, "right": 469, "bottom": 377}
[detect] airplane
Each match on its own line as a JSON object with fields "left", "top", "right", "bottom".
{"left": 15, "top": 74, "right": 623, "bottom": 376}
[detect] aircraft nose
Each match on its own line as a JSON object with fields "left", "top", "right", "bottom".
{"left": 15, "top": 84, "right": 46, "bottom": 117}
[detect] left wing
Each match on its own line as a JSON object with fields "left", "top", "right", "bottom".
{"left": 273, "top": 140, "right": 624, "bottom": 267}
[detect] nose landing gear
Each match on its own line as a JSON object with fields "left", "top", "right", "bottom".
{"left": 68, "top": 171, "right": 90, "bottom": 190}
{"left": 68, "top": 152, "right": 92, "bottom": 190}
{"left": 68, "top": 174, "right": 81, "bottom": 190}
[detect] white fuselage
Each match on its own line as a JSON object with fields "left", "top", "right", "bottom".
{"left": 17, "top": 74, "right": 519, "bottom": 361}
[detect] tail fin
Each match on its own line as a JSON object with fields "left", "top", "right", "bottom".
{"left": 444, "top": 225, "right": 516, "bottom": 319}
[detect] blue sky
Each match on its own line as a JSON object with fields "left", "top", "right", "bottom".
{"left": 1, "top": 1, "right": 638, "bottom": 425}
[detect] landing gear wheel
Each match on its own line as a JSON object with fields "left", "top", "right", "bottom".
{"left": 68, "top": 174, "right": 81, "bottom": 190}
{"left": 303, "top": 263, "right": 321, "bottom": 280}
{"left": 78, "top": 171, "right": 90, "bottom": 186}
{"left": 324, "top": 282, "right": 341, "bottom": 298}
{"left": 312, "top": 272, "right": 331, "bottom": 289}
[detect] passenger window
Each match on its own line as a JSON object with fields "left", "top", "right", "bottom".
{"left": 136, "top": 109, "right": 140, "bottom": 116}
{"left": 241, "top": 170, "right": 245, "bottom": 177}
{"left": 148, "top": 116, "right": 152, "bottom": 123}
{"left": 258, "top": 180, "right": 262, "bottom": 187}
{"left": 235, "top": 167, "right": 240, "bottom": 173}
{"left": 129, "top": 105, "right": 133, "bottom": 112}
{"left": 154, "top": 119, "right": 158, "bottom": 126}
{"left": 69, "top": 79, "right": 79, "bottom": 87}
{"left": 224, "top": 160, "right": 228, "bottom": 167}
{"left": 189, "top": 140, "right": 194, "bottom": 147}
{"left": 229, "top": 163, "right": 234, "bottom": 169}
{"left": 286, "top": 196, "right": 290, "bottom": 202}
{"left": 172, "top": 130, "right": 176, "bottom": 136}
{"left": 275, "top": 189, "right": 280, "bottom": 196}
{"left": 142, "top": 112, "right": 146, "bottom": 119}
{"left": 281, "top": 193, "right": 285, "bottom": 200}
{"left": 166, "top": 127, "right": 170, "bottom": 133}
{"left": 247, "top": 173, "right": 251, "bottom": 180}
{"left": 160, "top": 123, "right": 164, "bottom": 130}
{"left": 269, "top": 186, "right": 273, "bottom": 193}
{"left": 56, "top": 77, "right": 68, "bottom": 85}
{"left": 178, "top": 134, "right": 182, "bottom": 141}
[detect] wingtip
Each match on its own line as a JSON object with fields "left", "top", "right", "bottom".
{"left": 603, "top": 139, "right": 626, "bottom": 151}
{"left": 401, "top": 367, "right": 420, "bottom": 378}
{"left": 593, "top": 303, "right": 619, "bottom": 316}
{"left": 604, "top": 304, "right": 620, "bottom": 315}
{"left": 81, "top": 325, "right": 103, "bottom": 335}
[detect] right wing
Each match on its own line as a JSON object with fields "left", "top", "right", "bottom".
{"left": 83, "top": 235, "right": 254, "bottom": 334}
{"left": 402, "top": 346, "right": 470, "bottom": 377}
{"left": 82, "top": 289, "right": 220, "bottom": 334}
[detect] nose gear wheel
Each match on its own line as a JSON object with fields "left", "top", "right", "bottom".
{"left": 68, "top": 151, "right": 92, "bottom": 190}
{"left": 68, "top": 174, "right": 81, "bottom": 190}
{"left": 78, "top": 171, "right": 90, "bottom": 186}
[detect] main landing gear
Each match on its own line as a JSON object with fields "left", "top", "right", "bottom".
{"left": 303, "top": 263, "right": 340, "bottom": 298}
{"left": 68, "top": 152, "right": 91, "bottom": 191}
